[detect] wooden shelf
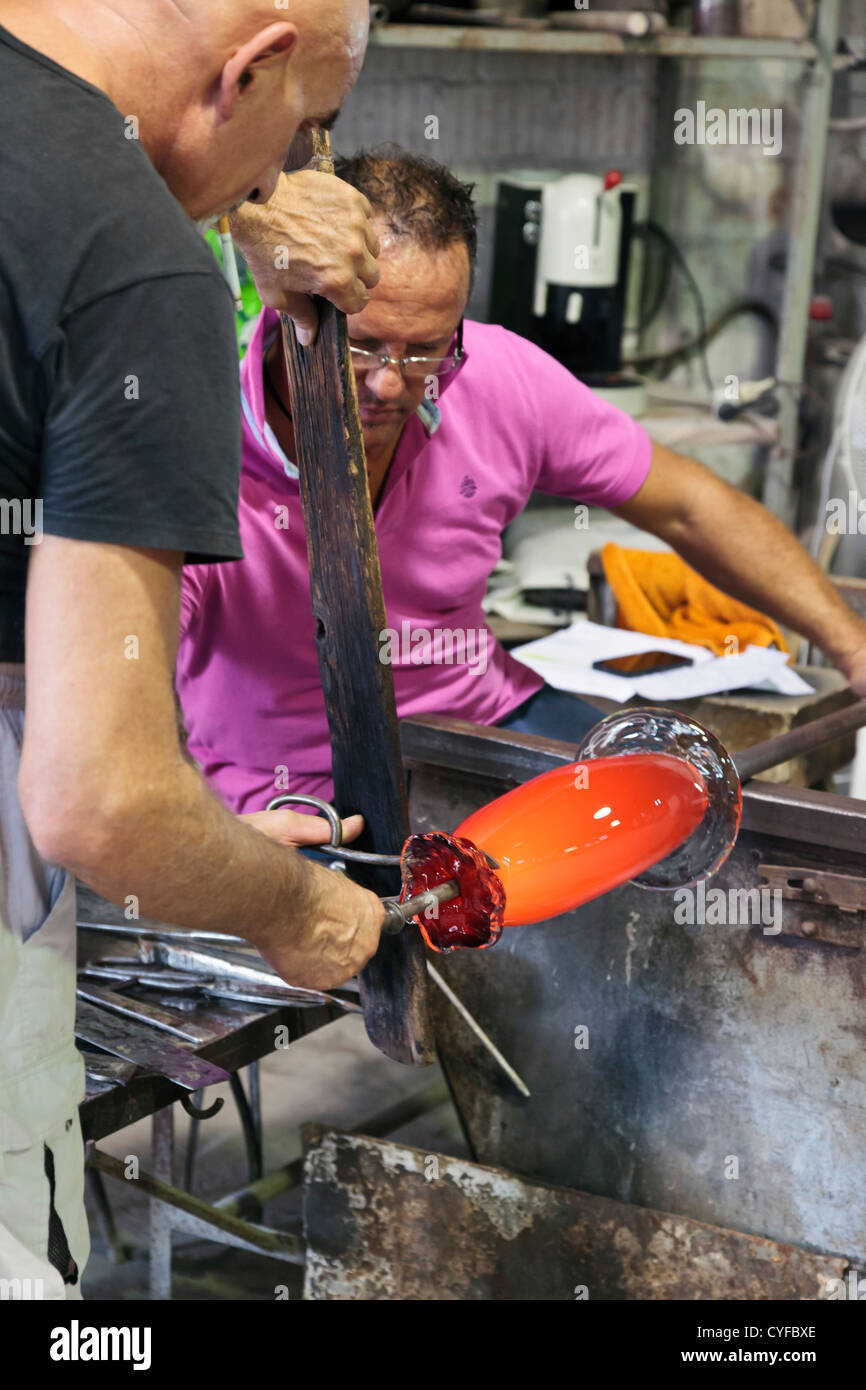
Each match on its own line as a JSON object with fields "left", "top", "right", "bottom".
{"left": 369, "top": 24, "right": 818, "bottom": 61}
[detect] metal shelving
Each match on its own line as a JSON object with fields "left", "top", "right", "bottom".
{"left": 369, "top": 23, "right": 819, "bottom": 61}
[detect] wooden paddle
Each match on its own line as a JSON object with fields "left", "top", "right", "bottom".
{"left": 280, "top": 130, "right": 434, "bottom": 1066}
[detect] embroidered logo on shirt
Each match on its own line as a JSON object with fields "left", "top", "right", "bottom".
{"left": 459, "top": 475, "right": 477, "bottom": 499}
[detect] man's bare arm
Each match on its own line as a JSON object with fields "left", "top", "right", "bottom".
{"left": 613, "top": 442, "right": 866, "bottom": 688}
{"left": 19, "top": 537, "right": 383, "bottom": 989}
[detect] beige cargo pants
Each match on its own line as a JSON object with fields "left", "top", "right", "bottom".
{"left": 0, "top": 666, "right": 89, "bottom": 1300}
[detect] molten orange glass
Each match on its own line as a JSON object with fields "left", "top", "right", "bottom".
{"left": 400, "top": 753, "right": 710, "bottom": 950}
{"left": 455, "top": 753, "right": 708, "bottom": 926}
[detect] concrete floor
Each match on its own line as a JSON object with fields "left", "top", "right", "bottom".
{"left": 82, "top": 1013, "right": 468, "bottom": 1301}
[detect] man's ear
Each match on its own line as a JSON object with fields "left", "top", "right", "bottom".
{"left": 216, "top": 23, "right": 297, "bottom": 125}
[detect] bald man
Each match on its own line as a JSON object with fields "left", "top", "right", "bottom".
{"left": 0, "top": 0, "right": 383, "bottom": 1298}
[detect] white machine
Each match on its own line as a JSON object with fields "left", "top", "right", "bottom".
{"left": 490, "top": 168, "right": 644, "bottom": 411}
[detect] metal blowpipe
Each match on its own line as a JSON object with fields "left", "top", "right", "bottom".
{"left": 381, "top": 880, "right": 461, "bottom": 936}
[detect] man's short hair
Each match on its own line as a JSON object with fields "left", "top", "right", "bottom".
{"left": 333, "top": 144, "right": 477, "bottom": 285}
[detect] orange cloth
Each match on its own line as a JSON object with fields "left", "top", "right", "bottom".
{"left": 600, "top": 544, "right": 789, "bottom": 658}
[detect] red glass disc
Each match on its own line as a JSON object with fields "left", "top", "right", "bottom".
{"left": 454, "top": 752, "right": 709, "bottom": 926}
{"left": 399, "top": 832, "right": 506, "bottom": 953}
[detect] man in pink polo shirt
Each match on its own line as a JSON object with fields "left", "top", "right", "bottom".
{"left": 177, "top": 147, "right": 866, "bottom": 817}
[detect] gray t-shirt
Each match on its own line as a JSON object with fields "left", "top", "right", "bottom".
{"left": 0, "top": 24, "right": 244, "bottom": 661}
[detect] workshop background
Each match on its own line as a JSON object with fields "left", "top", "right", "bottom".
{"left": 80, "top": 0, "right": 866, "bottom": 1304}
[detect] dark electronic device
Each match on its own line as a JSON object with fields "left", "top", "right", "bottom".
{"left": 592, "top": 651, "right": 694, "bottom": 677}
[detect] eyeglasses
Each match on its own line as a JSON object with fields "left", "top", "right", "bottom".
{"left": 349, "top": 320, "right": 465, "bottom": 380}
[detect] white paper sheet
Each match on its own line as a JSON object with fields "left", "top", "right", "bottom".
{"left": 510, "top": 620, "right": 814, "bottom": 703}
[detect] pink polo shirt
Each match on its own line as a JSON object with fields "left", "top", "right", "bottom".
{"left": 176, "top": 309, "right": 651, "bottom": 813}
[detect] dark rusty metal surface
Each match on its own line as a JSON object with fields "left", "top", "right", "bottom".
{"left": 301, "top": 1128, "right": 848, "bottom": 1300}
{"left": 756, "top": 863, "right": 866, "bottom": 919}
{"left": 403, "top": 723, "right": 866, "bottom": 1267}
{"left": 402, "top": 713, "right": 577, "bottom": 785}
{"left": 739, "top": 781, "right": 866, "bottom": 855}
